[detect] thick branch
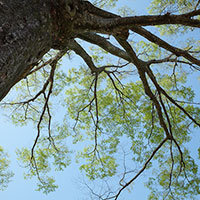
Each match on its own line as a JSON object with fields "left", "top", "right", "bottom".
{"left": 77, "top": 33, "right": 131, "bottom": 62}
{"left": 67, "top": 39, "right": 98, "bottom": 73}
{"left": 75, "top": 8, "right": 200, "bottom": 33}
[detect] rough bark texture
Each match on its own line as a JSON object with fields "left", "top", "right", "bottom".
{"left": 0, "top": 0, "right": 54, "bottom": 100}
{"left": 0, "top": 0, "right": 93, "bottom": 100}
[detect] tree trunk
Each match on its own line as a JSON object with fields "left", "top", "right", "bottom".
{"left": 0, "top": 0, "right": 55, "bottom": 100}
{"left": 0, "top": 0, "right": 100, "bottom": 101}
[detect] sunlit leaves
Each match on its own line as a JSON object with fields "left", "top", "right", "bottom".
{"left": 117, "top": 6, "right": 135, "bottom": 17}
{"left": 36, "top": 177, "right": 58, "bottom": 194}
{"left": 91, "top": 0, "right": 118, "bottom": 9}
{"left": 148, "top": 0, "right": 200, "bottom": 35}
{"left": 146, "top": 147, "right": 200, "bottom": 200}
{"left": 148, "top": 0, "right": 199, "bottom": 14}
{"left": 0, "top": 146, "right": 14, "bottom": 191}
{"left": 61, "top": 58, "right": 200, "bottom": 195}
{"left": 79, "top": 149, "right": 118, "bottom": 180}
{"left": 16, "top": 137, "right": 71, "bottom": 194}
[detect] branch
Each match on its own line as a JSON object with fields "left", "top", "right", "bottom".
{"left": 145, "top": 66, "right": 200, "bottom": 127}
{"left": 77, "top": 32, "right": 131, "bottom": 62}
{"left": 109, "top": 138, "right": 168, "bottom": 200}
{"left": 68, "top": 39, "right": 130, "bottom": 74}
{"left": 27, "top": 50, "right": 68, "bottom": 76}
{"left": 148, "top": 56, "right": 200, "bottom": 71}
{"left": 115, "top": 37, "right": 171, "bottom": 138}
{"left": 132, "top": 26, "right": 200, "bottom": 66}
{"left": 93, "top": 74, "right": 99, "bottom": 152}
{"left": 195, "top": 0, "right": 200, "bottom": 10}
{"left": 75, "top": 6, "right": 200, "bottom": 34}
{"left": 31, "top": 59, "right": 57, "bottom": 160}
{"left": 67, "top": 39, "right": 98, "bottom": 73}
{"left": 77, "top": 7, "right": 200, "bottom": 67}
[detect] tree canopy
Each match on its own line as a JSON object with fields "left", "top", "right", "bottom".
{"left": 0, "top": 0, "right": 200, "bottom": 199}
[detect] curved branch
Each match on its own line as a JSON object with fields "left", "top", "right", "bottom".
{"left": 67, "top": 39, "right": 98, "bottom": 73}
{"left": 31, "top": 59, "right": 57, "bottom": 160}
{"left": 77, "top": 33, "right": 131, "bottom": 62}
{"left": 110, "top": 137, "right": 168, "bottom": 200}
{"left": 132, "top": 26, "right": 200, "bottom": 66}
{"left": 115, "top": 37, "right": 172, "bottom": 138}
{"left": 67, "top": 39, "right": 130, "bottom": 74}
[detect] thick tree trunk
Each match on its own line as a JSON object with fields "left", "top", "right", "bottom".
{"left": 0, "top": 0, "right": 55, "bottom": 100}
{"left": 0, "top": 0, "right": 95, "bottom": 101}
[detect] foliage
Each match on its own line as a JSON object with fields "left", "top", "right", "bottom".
{"left": 91, "top": 0, "right": 118, "bottom": 8}
{"left": 148, "top": 0, "right": 200, "bottom": 35}
{"left": 0, "top": 146, "right": 14, "bottom": 191}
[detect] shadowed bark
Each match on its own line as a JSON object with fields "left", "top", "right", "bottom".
{"left": 0, "top": 0, "right": 79, "bottom": 100}
{"left": 0, "top": 0, "right": 53, "bottom": 100}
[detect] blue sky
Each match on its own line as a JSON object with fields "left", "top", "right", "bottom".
{"left": 0, "top": 0, "right": 199, "bottom": 200}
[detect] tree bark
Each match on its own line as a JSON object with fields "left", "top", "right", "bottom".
{"left": 0, "top": 0, "right": 92, "bottom": 101}
{"left": 0, "top": 0, "right": 54, "bottom": 100}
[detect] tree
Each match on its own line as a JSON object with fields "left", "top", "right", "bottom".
{"left": 0, "top": 0, "right": 200, "bottom": 199}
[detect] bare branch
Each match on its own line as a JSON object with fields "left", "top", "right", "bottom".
{"left": 31, "top": 59, "right": 57, "bottom": 160}
{"left": 132, "top": 26, "right": 200, "bottom": 66}
{"left": 75, "top": 6, "right": 200, "bottom": 34}
{"left": 67, "top": 40, "right": 98, "bottom": 73}
{"left": 27, "top": 50, "right": 68, "bottom": 77}
{"left": 109, "top": 138, "right": 168, "bottom": 200}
